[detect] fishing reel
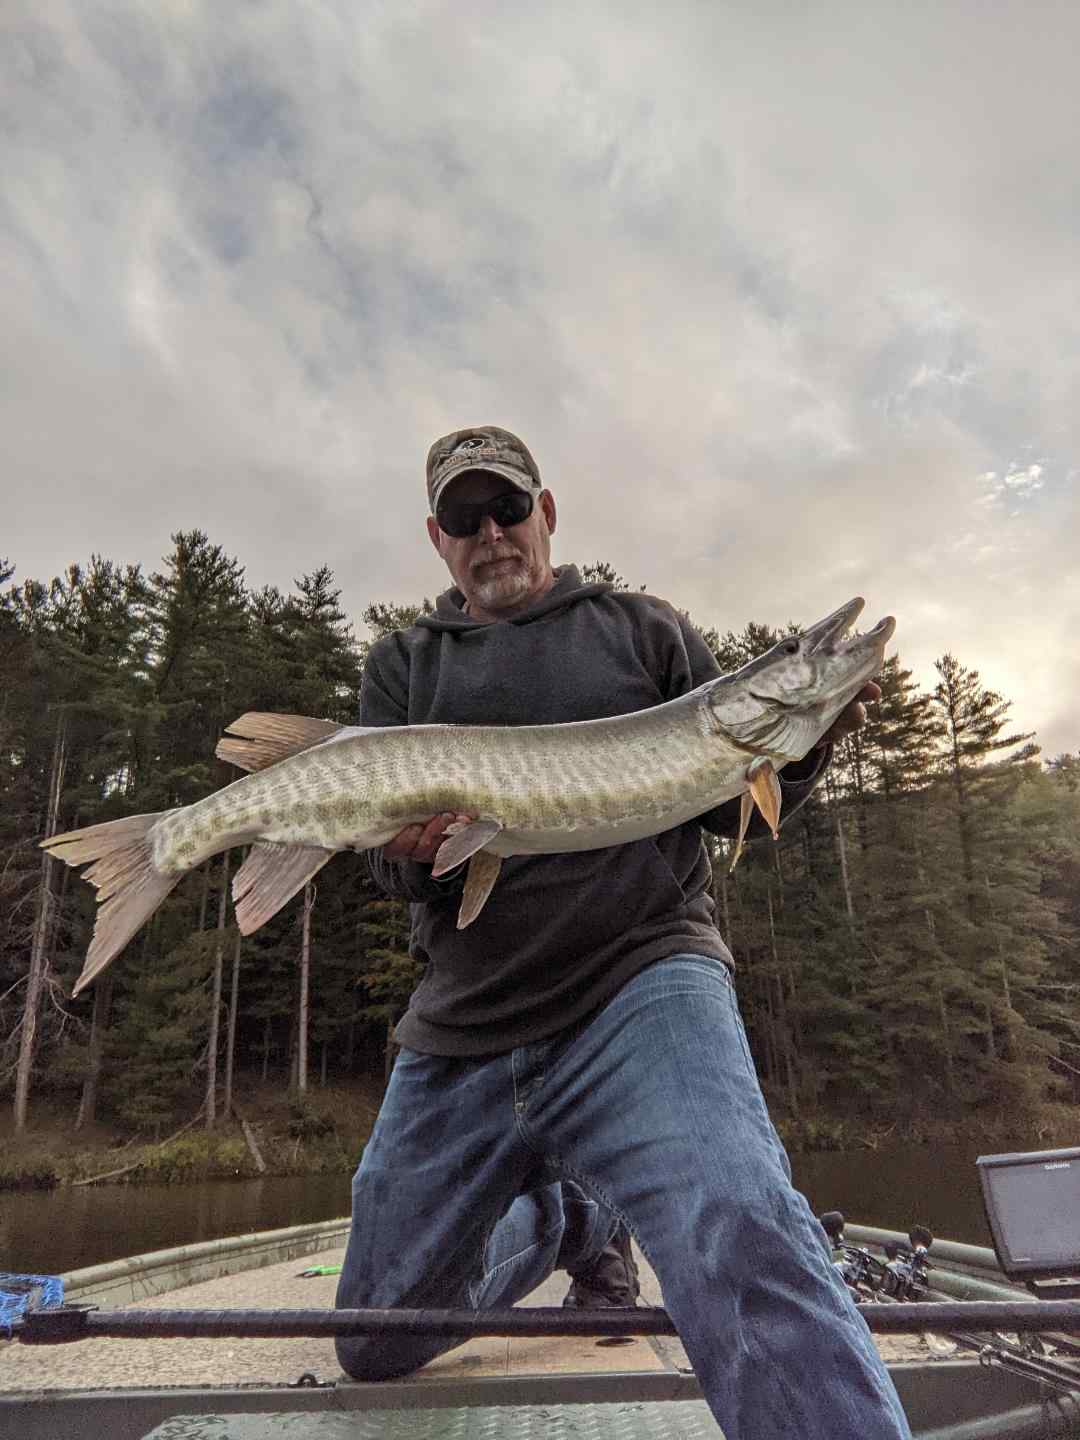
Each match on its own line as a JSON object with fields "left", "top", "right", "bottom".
{"left": 878, "top": 1225, "right": 933, "bottom": 1301}
{"left": 819, "top": 1212, "right": 933, "bottom": 1303}
{"left": 820, "top": 1211, "right": 887, "bottom": 1299}
{"left": 881, "top": 1226, "right": 938, "bottom": 1307}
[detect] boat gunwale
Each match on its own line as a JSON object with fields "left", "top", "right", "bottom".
{"left": 60, "top": 1216, "right": 351, "bottom": 1309}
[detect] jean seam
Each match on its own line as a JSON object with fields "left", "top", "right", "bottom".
{"left": 472, "top": 1219, "right": 565, "bottom": 1307}
{"left": 546, "top": 1152, "right": 653, "bottom": 1277}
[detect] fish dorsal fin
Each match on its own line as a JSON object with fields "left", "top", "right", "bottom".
{"left": 216, "top": 713, "right": 344, "bottom": 773}
{"left": 232, "top": 842, "right": 335, "bottom": 934}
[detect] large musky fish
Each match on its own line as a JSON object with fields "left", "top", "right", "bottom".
{"left": 43, "top": 597, "right": 894, "bottom": 997}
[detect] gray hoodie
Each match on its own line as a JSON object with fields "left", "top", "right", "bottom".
{"left": 361, "top": 566, "right": 827, "bottom": 1056}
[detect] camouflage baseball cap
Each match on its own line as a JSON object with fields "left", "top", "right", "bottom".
{"left": 426, "top": 426, "right": 542, "bottom": 515}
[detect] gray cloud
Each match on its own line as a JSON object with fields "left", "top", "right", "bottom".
{"left": 5, "top": 0, "right": 1079, "bottom": 756}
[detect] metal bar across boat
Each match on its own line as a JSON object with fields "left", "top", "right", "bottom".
{"left": 15, "top": 1300, "right": 1080, "bottom": 1343}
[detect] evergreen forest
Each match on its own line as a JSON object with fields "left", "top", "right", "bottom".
{"left": 3, "top": 534, "right": 1079, "bottom": 1161}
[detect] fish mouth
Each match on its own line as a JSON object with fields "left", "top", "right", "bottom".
{"left": 801, "top": 597, "right": 865, "bottom": 655}
{"left": 800, "top": 598, "right": 896, "bottom": 655}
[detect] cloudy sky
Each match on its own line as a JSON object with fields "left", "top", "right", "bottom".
{"left": 6, "top": 1, "right": 1079, "bottom": 757}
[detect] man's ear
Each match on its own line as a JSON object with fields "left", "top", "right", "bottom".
{"left": 426, "top": 514, "right": 445, "bottom": 555}
{"left": 540, "top": 490, "right": 556, "bottom": 535}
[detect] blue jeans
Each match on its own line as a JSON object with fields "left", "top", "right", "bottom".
{"left": 335, "top": 955, "right": 911, "bottom": 1440}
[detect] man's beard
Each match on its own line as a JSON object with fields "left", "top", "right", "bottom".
{"left": 470, "top": 552, "right": 533, "bottom": 609}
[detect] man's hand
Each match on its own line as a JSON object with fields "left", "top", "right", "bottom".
{"left": 383, "top": 813, "right": 473, "bottom": 865}
{"left": 816, "top": 682, "right": 881, "bottom": 747}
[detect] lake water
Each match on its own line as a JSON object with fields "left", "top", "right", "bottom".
{"left": 0, "top": 1142, "right": 995, "bottom": 1277}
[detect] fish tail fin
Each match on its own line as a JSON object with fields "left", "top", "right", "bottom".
{"left": 42, "top": 812, "right": 181, "bottom": 996}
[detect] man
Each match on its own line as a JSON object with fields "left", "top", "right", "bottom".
{"left": 335, "top": 426, "right": 910, "bottom": 1440}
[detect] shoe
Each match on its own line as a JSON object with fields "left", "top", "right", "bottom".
{"left": 562, "top": 1220, "right": 641, "bottom": 1308}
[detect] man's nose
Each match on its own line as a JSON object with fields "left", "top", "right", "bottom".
{"left": 477, "top": 513, "right": 505, "bottom": 544}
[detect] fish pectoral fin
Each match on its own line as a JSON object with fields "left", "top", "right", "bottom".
{"left": 729, "top": 758, "right": 782, "bottom": 871}
{"left": 729, "top": 791, "right": 754, "bottom": 872}
{"left": 431, "top": 818, "right": 503, "bottom": 877}
{"left": 216, "top": 713, "right": 344, "bottom": 773}
{"left": 457, "top": 851, "right": 504, "bottom": 929}
{"left": 747, "top": 756, "right": 782, "bottom": 839}
{"left": 232, "top": 842, "right": 335, "bottom": 934}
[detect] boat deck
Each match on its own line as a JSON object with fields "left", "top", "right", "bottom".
{"left": 0, "top": 1242, "right": 933, "bottom": 1394}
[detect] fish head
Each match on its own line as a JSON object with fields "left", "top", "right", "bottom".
{"left": 704, "top": 597, "right": 896, "bottom": 760}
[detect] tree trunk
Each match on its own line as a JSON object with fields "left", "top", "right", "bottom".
{"left": 850, "top": 734, "right": 870, "bottom": 853}
{"left": 262, "top": 1015, "right": 272, "bottom": 1082}
{"left": 828, "top": 777, "right": 857, "bottom": 935}
{"left": 716, "top": 847, "right": 734, "bottom": 956}
{"left": 947, "top": 721, "right": 979, "bottom": 925}
{"left": 75, "top": 973, "right": 112, "bottom": 1131}
{"left": 205, "top": 850, "right": 229, "bottom": 1130}
{"left": 14, "top": 716, "right": 66, "bottom": 1133}
{"left": 801, "top": 813, "right": 819, "bottom": 883}
{"left": 986, "top": 873, "right": 1014, "bottom": 1061}
{"left": 345, "top": 999, "right": 357, "bottom": 1074}
{"left": 224, "top": 927, "right": 242, "bottom": 1118}
{"left": 297, "top": 881, "right": 313, "bottom": 1095}
{"left": 934, "top": 968, "right": 956, "bottom": 1099}
{"left": 761, "top": 974, "right": 779, "bottom": 1085}
{"left": 984, "top": 1000, "right": 997, "bottom": 1061}
{"left": 913, "top": 836, "right": 955, "bottom": 1099}
{"left": 236, "top": 1111, "right": 267, "bottom": 1173}
{"left": 767, "top": 887, "right": 799, "bottom": 1116}
{"left": 197, "top": 862, "right": 210, "bottom": 932}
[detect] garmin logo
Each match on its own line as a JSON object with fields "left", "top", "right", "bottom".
{"left": 1044, "top": 1161, "right": 1071, "bottom": 1170}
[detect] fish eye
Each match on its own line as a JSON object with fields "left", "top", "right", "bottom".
{"left": 782, "top": 639, "right": 799, "bottom": 656}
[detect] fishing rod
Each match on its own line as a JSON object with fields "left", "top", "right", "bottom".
{"left": 823, "top": 1212, "right": 1080, "bottom": 1399}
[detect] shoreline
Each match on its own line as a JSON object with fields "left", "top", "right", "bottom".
{"left": 2, "top": 1084, "right": 1074, "bottom": 1193}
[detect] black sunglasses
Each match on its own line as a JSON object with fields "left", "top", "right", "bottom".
{"left": 437, "top": 490, "right": 534, "bottom": 538}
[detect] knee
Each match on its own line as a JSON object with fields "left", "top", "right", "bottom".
{"left": 335, "top": 1334, "right": 432, "bottom": 1382}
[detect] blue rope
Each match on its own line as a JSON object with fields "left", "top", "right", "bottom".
{"left": 0, "top": 1273, "right": 64, "bottom": 1337}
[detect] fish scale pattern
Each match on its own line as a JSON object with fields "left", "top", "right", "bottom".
{"left": 151, "top": 692, "right": 737, "bottom": 874}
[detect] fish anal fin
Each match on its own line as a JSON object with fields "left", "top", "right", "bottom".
{"left": 747, "top": 756, "right": 782, "bottom": 839}
{"left": 232, "top": 842, "right": 335, "bottom": 934}
{"left": 457, "top": 851, "right": 503, "bottom": 929}
{"left": 432, "top": 818, "right": 503, "bottom": 877}
{"left": 216, "top": 713, "right": 344, "bottom": 773}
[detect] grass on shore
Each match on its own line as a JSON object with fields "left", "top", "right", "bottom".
{"left": 0, "top": 1077, "right": 383, "bottom": 1191}
{"left": 775, "top": 1099, "right": 1078, "bottom": 1154}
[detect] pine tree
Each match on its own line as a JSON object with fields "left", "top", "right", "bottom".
{"left": 143, "top": 530, "right": 249, "bottom": 807}
{"left": 932, "top": 654, "right": 1034, "bottom": 925}
{"left": 3, "top": 560, "right": 151, "bottom": 1126}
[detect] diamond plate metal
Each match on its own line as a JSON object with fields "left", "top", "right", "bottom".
{"left": 144, "top": 1402, "right": 725, "bottom": 1438}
